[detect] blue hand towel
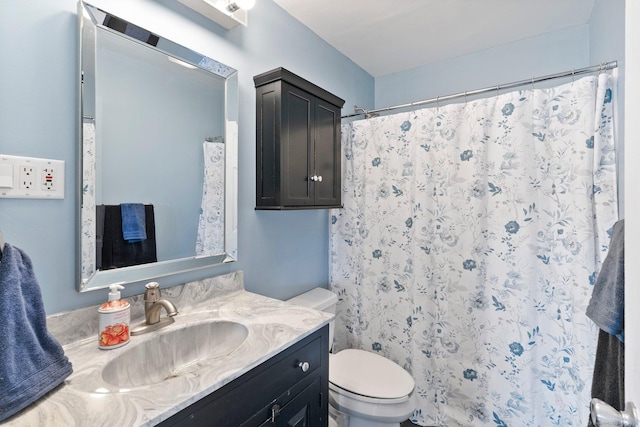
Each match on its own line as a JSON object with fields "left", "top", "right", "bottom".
{"left": 121, "top": 203, "right": 147, "bottom": 242}
{"left": 586, "top": 219, "right": 624, "bottom": 342}
{"left": 0, "top": 243, "right": 73, "bottom": 422}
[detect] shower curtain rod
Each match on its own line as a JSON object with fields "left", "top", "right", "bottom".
{"left": 342, "top": 60, "right": 618, "bottom": 119}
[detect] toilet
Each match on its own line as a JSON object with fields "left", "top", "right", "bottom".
{"left": 287, "top": 288, "right": 417, "bottom": 427}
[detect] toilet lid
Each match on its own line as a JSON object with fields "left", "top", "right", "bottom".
{"left": 329, "top": 349, "right": 414, "bottom": 399}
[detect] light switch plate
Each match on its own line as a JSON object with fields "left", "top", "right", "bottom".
{"left": 0, "top": 154, "right": 65, "bottom": 199}
{"left": 0, "top": 162, "right": 13, "bottom": 188}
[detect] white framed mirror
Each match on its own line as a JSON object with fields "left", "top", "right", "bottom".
{"left": 77, "top": 1, "right": 238, "bottom": 292}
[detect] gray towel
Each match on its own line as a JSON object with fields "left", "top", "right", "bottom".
{"left": 0, "top": 243, "right": 72, "bottom": 422}
{"left": 586, "top": 219, "right": 624, "bottom": 342}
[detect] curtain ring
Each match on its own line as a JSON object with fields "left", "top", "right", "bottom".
{"left": 571, "top": 69, "right": 575, "bottom": 83}
{"left": 531, "top": 76, "right": 535, "bottom": 90}
{"left": 436, "top": 96, "right": 440, "bottom": 111}
{"left": 464, "top": 90, "right": 468, "bottom": 104}
{"left": 496, "top": 83, "right": 500, "bottom": 95}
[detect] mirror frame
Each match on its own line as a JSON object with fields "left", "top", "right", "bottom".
{"left": 77, "top": 1, "right": 238, "bottom": 292}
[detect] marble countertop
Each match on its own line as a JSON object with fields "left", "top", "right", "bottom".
{"left": 2, "top": 282, "right": 332, "bottom": 426}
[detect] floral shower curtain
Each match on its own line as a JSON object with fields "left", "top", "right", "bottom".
{"left": 330, "top": 73, "right": 618, "bottom": 426}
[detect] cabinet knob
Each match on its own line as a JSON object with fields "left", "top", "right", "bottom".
{"left": 298, "top": 361, "right": 310, "bottom": 372}
{"left": 317, "top": 175, "right": 323, "bottom": 182}
{"left": 309, "top": 175, "right": 323, "bottom": 182}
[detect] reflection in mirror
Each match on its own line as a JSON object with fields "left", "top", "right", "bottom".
{"left": 78, "top": 1, "right": 238, "bottom": 292}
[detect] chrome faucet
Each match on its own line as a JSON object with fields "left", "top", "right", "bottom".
{"left": 144, "top": 282, "right": 178, "bottom": 324}
{"left": 131, "top": 282, "right": 178, "bottom": 336}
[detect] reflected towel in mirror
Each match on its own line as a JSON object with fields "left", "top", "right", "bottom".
{"left": 121, "top": 203, "right": 147, "bottom": 242}
{"left": 98, "top": 204, "right": 157, "bottom": 269}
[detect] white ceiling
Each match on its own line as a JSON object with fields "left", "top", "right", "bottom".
{"left": 272, "top": 0, "right": 595, "bottom": 77}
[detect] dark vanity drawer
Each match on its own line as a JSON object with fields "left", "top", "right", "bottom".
{"left": 264, "top": 328, "right": 324, "bottom": 390}
{"left": 160, "top": 325, "right": 329, "bottom": 427}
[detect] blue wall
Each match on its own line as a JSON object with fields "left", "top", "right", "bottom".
{"left": 589, "top": 0, "right": 625, "bottom": 216}
{"left": 0, "top": 0, "right": 373, "bottom": 314}
{"left": 0, "top": 0, "right": 623, "bottom": 315}
{"left": 374, "top": 25, "right": 591, "bottom": 109}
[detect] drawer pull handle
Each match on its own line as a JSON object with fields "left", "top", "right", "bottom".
{"left": 298, "top": 361, "right": 310, "bottom": 372}
{"left": 270, "top": 403, "right": 281, "bottom": 423}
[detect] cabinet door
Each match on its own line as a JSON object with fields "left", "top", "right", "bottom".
{"left": 256, "top": 82, "right": 280, "bottom": 207}
{"left": 251, "top": 377, "right": 324, "bottom": 427}
{"left": 281, "top": 83, "right": 314, "bottom": 207}
{"left": 313, "top": 98, "right": 341, "bottom": 207}
{"left": 276, "top": 377, "right": 323, "bottom": 427}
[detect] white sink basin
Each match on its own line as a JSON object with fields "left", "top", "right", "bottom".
{"left": 101, "top": 320, "right": 248, "bottom": 388}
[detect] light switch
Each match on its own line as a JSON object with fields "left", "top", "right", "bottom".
{"left": 0, "top": 162, "right": 13, "bottom": 188}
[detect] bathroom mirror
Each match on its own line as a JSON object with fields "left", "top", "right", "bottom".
{"left": 77, "top": 1, "right": 238, "bottom": 292}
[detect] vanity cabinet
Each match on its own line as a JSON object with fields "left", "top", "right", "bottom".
{"left": 254, "top": 68, "right": 345, "bottom": 210}
{"left": 158, "top": 325, "right": 329, "bottom": 427}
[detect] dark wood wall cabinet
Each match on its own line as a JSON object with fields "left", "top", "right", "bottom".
{"left": 158, "top": 325, "right": 330, "bottom": 427}
{"left": 254, "top": 68, "right": 345, "bottom": 210}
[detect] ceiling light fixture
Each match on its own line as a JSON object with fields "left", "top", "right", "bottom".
{"left": 227, "top": 0, "right": 255, "bottom": 13}
{"left": 177, "top": 0, "right": 253, "bottom": 29}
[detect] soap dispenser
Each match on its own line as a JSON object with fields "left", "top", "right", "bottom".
{"left": 98, "top": 284, "right": 130, "bottom": 350}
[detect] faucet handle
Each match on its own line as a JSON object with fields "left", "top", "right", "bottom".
{"left": 144, "top": 281, "right": 161, "bottom": 302}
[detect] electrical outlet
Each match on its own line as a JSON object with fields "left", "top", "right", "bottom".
{"left": 42, "top": 167, "right": 56, "bottom": 191}
{"left": 19, "top": 165, "right": 34, "bottom": 190}
{"left": 0, "top": 155, "right": 64, "bottom": 199}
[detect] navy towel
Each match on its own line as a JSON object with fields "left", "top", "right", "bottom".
{"left": 121, "top": 203, "right": 147, "bottom": 242}
{"left": 0, "top": 243, "right": 72, "bottom": 422}
{"left": 586, "top": 219, "right": 624, "bottom": 342}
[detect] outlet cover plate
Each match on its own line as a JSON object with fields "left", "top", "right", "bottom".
{"left": 0, "top": 154, "right": 65, "bottom": 199}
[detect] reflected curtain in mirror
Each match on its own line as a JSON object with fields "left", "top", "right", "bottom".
{"left": 196, "top": 139, "right": 225, "bottom": 256}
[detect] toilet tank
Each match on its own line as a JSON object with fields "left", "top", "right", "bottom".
{"left": 287, "top": 287, "right": 337, "bottom": 350}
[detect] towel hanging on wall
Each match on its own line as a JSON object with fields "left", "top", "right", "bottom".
{"left": 586, "top": 219, "right": 625, "bottom": 425}
{"left": 0, "top": 242, "right": 73, "bottom": 421}
{"left": 587, "top": 219, "right": 625, "bottom": 342}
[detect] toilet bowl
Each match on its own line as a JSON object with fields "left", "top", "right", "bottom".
{"left": 287, "top": 288, "right": 417, "bottom": 427}
{"left": 329, "top": 348, "right": 417, "bottom": 427}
